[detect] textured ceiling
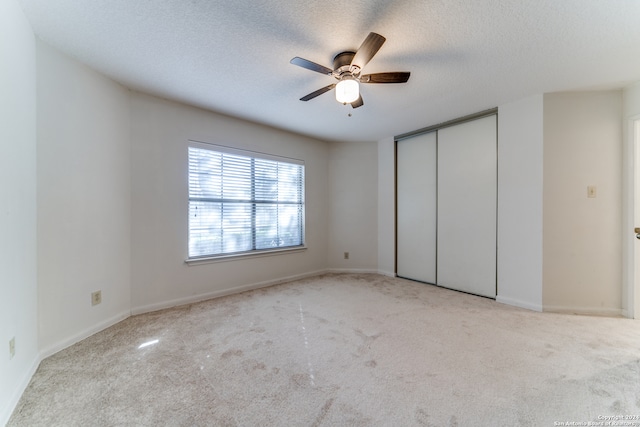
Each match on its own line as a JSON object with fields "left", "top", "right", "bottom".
{"left": 17, "top": 0, "right": 640, "bottom": 142}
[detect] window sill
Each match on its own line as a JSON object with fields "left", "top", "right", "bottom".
{"left": 185, "top": 246, "right": 307, "bottom": 266}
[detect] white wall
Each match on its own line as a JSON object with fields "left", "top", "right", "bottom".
{"left": 377, "top": 137, "right": 395, "bottom": 277}
{"left": 543, "top": 91, "right": 623, "bottom": 315}
{"left": 327, "top": 141, "right": 379, "bottom": 272}
{"left": 624, "top": 82, "right": 640, "bottom": 115}
{"left": 0, "top": 0, "right": 39, "bottom": 424}
{"left": 497, "top": 95, "right": 544, "bottom": 311}
{"left": 37, "top": 41, "right": 132, "bottom": 355}
{"left": 382, "top": 92, "right": 621, "bottom": 315}
{"left": 130, "top": 93, "right": 330, "bottom": 313}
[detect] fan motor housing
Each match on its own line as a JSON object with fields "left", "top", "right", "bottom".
{"left": 333, "top": 51, "right": 356, "bottom": 75}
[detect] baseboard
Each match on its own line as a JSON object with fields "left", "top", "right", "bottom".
{"left": 39, "top": 310, "right": 131, "bottom": 360}
{"left": 496, "top": 295, "right": 543, "bottom": 312}
{"left": 325, "top": 268, "right": 380, "bottom": 275}
{"left": 1, "top": 352, "right": 40, "bottom": 427}
{"left": 377, "top": 270, "right": 396, "bottom": 278}
{"left": 543, "top": 305, "right": 623, "bottom": 317}
{"left": 131, "top": 269, "right": 329, "bottom": 315}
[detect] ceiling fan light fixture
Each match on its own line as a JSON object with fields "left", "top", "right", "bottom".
{"left": 291, "top": 32, "right": 409, "bottom": 108}
{"left": 335, "top": 78, "right": 359, "bottom": 104}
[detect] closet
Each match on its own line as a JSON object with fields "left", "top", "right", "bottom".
{"left": 396, "top": 113, "right": 497, "bottom": 298}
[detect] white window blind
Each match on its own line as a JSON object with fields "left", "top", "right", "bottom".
{"left": 188, "top": 143, "right": 305, "bottom": 259}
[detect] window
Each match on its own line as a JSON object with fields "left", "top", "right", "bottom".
{"left": 188, "top": 142, "right": 305, "bottom": 259}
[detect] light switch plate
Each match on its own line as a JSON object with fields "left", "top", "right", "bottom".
{"left": 9, "top": 337, "right": 15, "bottom": 359}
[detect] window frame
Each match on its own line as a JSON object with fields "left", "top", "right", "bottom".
{"left": 185, "top": 140, "right": 306, "bottom": 264}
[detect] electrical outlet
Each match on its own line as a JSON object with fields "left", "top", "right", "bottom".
{"left": 344, "top": 252, "right": 349, "bottom": 260}
{"left": 91, "top": 290, "right": 102, "bottom": 306}
{"left": 9, "top": 337, "right": 15, "bottom": 359}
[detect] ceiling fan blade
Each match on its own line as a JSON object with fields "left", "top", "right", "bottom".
{"left": 290, "top": 57, "right": 334, "bottom": 75}
{"left": 300, "top": 84, "right": 336, "bottom": 101}
{"left": 351, "top": 95, "right": 364, "bottom": 109}
{"left": 360, "top": 72, "right": 410, "bottom": 84}
{"left": 350, "top": 32, "right": 386, "bottom": 74}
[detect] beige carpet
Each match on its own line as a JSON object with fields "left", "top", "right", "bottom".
{"left": 8, "top": 273, "right": 640, "bottom": 426}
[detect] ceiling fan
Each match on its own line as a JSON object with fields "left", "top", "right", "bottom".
{"left": 290, "top": 32, "right": 410, "bottom": 109}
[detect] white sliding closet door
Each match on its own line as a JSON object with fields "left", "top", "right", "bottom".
{"left": 396, "top": 132, "right": 437, "bottom": 283}
{"left": 437, "top": 115, "right": 497, "bottom": 298}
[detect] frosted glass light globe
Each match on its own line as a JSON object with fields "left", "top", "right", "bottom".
{"left": 335, "top": 79, "right": 359, "bottom": 104}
